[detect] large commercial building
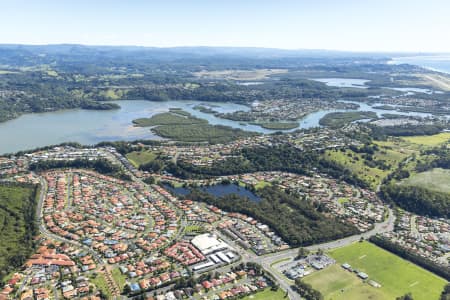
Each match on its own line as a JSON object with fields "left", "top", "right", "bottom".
{"left": 191, "top": 233, "right": 230, "bottom": 255}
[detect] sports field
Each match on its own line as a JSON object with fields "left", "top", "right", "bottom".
{"left": 307, "top": 241, "right": 448, "bottom": 300}
{"left": 402, "top": 168, "right": 450, "bottom": 193}
{"left": 303, "top": 264, "right": 386, "bottom": 300}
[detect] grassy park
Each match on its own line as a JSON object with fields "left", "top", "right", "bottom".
{"left": 126, "top": 150, "right": 158, "bottom": 167}
{"left": 111, "top": 267, "right": 127, "bottom": 290}
{"left": 402, "top": 168, "right": 450, "bottom": 193}
{"left": 243, "top": 288, "right": 287, "bottom": 300}
{"left": 323, "top": 139, "right": 416, "bottom": 190}
{"left": 402, "top": 132, "right": 450, "bottom": 146}
{"left": 90, "top": 273, "right": 112, "bottom": 298}
{"left": 323, "top": 149, "right": 388, "bottom": 189}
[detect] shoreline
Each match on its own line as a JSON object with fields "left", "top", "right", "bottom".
{"left": 389, "top": 56, "right": 450, "bottom": 75}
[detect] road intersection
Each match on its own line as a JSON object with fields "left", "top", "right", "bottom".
{"left": 33, "top": 162, "right": 395, "bottom": 300}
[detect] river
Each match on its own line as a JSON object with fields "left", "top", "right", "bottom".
{"left": 0, "top": 98, "right": 439, "bottom": 154}
{"left": 0, "top": 100, "right": 249, "bottom": 154}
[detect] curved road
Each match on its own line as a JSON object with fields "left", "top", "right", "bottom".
{"left": 32, "top": 159, "right": 396, "bottom": 300}
{"left": 248, "top": 207, "right": 395, "bottom": 300}
{"left": 260, "top": 207, "right": 395, "bottom": 266}
{"left": 35, "top": 174, "right": 103, "bottom": 263}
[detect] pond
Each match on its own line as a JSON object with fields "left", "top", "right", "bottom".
{"left": 163, "top": 183, "right": 261, "bottom": 202}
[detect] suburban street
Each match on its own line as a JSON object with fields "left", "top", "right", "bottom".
{"left": 241, "top": 207, "right": 396, "bottom": 300}
{"left": 32, "top": 160, "right": 396, "bottom": 300}
{"left": 35, "top": 174, "right": 104, "bottom": 264}
{"left": 255, "top": 207, "right": 395, "bottom": 270}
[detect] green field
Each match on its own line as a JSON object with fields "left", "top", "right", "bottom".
{"left": 126, "top": 150, "right": 158, "bottom": 167}
{"left": 402, "top": 132, "right": 450, "bottom": 146}
{"left": 255, "top": 180, "right": 271, "bottom": 190}
{"left": 304, "top": 264, "right": 386, "bottom": 300}
{"left": 98, "top": 88, "right": 125, "bottom": 100}
{"left": 0, "top": 184, "right": 37, "bottom": 282}
{"left": 402, "top": 168, "right": 450, "bottom": 193}
{"left": 184, "top": 224, "right": 206, "bottom": 234}
{"left": 111, "top": 267, "right": 127, "bottom": 290}
{"left": 309, "top": 241, "right": 448, "bottom": 300}
{"left": 324, "top": 149, "right": 388, "bottom": 189}
{"left": 338, "top": 197, "right": 349, "bottom": 204}
{"left": 242, "top": 288, "right": 287, "bottom": 300}
{"left": 90, "top": 273, "right": 112, "bottom": 298}
{"left": 323, "top": 140, "right": 414, "bottom": 190}
{"left": 374, "top": 139, "right": 431, "bottom": 174}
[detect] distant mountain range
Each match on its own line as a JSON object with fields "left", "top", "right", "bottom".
{"left": 0, "top": 43, "right": 439, "bottom": 60}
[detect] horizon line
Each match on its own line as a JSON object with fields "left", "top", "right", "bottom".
{"left": 0, "top": 42, "right": 448, "bottom": 55}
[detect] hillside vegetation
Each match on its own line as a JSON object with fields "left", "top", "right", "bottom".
{"left": 0, "top": 183, "right": 38, "bottom": 282}
{"left": 381, "top": 183, "right": 450, "bottom": 218}
{"left": 187, "top": 186, "right": 358, "bottom": 247}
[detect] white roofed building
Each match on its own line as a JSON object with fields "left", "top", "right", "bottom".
{"left": 191, "top": 233, "right": 230, "bottom": 255}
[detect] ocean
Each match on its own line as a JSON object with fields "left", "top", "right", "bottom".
{"left": 391, "top": 55, "right": 450, "bottom": 74}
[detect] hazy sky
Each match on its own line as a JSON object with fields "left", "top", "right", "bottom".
{"left": 1, "top": 0, "right": 449, "bottom": 52}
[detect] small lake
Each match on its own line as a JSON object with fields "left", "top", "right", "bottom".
{"left": 163, "top": 183, "right": 261, "bottom": 202}
{"left": 310, "top": 78, "right": 370, "bottom": 89}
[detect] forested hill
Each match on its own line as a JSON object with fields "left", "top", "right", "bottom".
{"left": 0, "top": 44, "right": 391, "bottom": 69}
{"left": 0, "top": 183, "right": 38, "bottom": 283}
{"left": 162, "top": 144, "right": 368, "bottom": 188}
{"left": 0, "top": 44, "right": 434, "bottom": 124}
